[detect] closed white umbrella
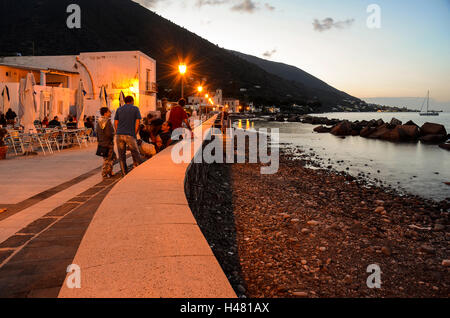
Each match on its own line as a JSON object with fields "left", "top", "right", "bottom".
{"left": 18, "top": 78, "right": 25, "bottom": 122}
{"left": 99, "top": 86, "right": 108, "bottom": 108}
{"left": 1, "top": 85, "right": 11, "bottom": 114}
{"left": 119, "top": 90, "right": 125, "bottom": 107}
{"left": 39, "top": 91, "right": 46, "bottom": 121}
{"left": 76, "top": 80, "right": 86, "bottom": 128}
{"left": 49, "top": 86, "right": 58, "bottom": 120}
{"left": 22, "top": 73, "right": 37, "bottom": 133}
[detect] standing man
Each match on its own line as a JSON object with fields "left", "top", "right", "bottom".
{"left": 169, "top": 99, "right": 193, "bottom": 135}
{"left": 114, "top": 96, "right": 144, "bottom": 176}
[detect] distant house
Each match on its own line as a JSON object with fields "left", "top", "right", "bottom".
{"left": 223, "top": 98, "right": 240, "bottom": 112}
{"left": 0, "top": 51, "right": 157, "bottom": 119}
{"left": 188, "top": 89, "right": 223, "bottom": 108}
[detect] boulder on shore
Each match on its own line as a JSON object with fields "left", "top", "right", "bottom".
{"left": 368, "top": 123, "right": 391, "bottom": 139}
{"left": 378, "top": 125, "right": 420, "bottom": 142}
{"left": 390, "top": 117, "right": 402, "bottom": 126}
{"left": 420, "top": 134, "right": 447, "bottom": 144}
{"left": 313, "top": 125, "right": 332, "bottom": 133}
{"left": 360, "top": 126, "right": 376, "bottom": 138}
{"left": 330, "top": 121, "right": 352, "bottom": 136}
{"left": 404, "top": 120, "right": 419, "bottom": 127}
{"left": 420, "top": 122, "right": 447, "bottom": 136}
{"left": 397, "top": 125, "right": 420, "bottom": 141}
{"left": 439, "top": 143, "right": 450, "bottom": 151}
{"left": 375, "top": 119, "right": 385, "bottom": 127}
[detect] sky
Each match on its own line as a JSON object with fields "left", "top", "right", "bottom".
{"left": 134, "top": 0, "right": 450, "bottom": 109}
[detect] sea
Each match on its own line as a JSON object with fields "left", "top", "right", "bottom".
{"left": 248, "top": 112, "right": 450, "bottom": 202}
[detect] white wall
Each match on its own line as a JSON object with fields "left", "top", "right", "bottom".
{"left": 78, "top": 51, "right": 157, "bottom": 117}
{"left": 1, "top": 51, "right": 157, "bottom": 118}
{"left": 0, "top": 82, "right": 19, "bottom": 114}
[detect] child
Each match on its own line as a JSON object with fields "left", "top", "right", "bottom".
{"left": 96, "top": 107, "right": 116, "bottom": 179}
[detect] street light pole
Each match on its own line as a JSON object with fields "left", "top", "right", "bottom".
{"left": 178, "top": 64, "right": 187, "bottom": 99}
{"left": 181, "top": 76, "right": 184, "bottom": 99}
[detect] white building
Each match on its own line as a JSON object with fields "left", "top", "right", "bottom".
{"left": 0, "top": 51, "right": 157, "bottom": 120}
{"left": 188, "top": 89, "right": 223, "bottom": 108}
{"left": 223, "top": 98, "right": 240, "bottom": 112}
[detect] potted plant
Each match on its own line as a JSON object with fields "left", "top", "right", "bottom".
{"left": 0, "top": 128, "right": 8, "bottom": 160}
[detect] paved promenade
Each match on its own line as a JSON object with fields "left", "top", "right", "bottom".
{"left": 0, "top": 145, "right": 132, "bottom": 297}
{"left": 59, "top": 116, "right": 236, "bottom": 298}
{"left": 0, "top": 116, "right": 236, "bottom": 298}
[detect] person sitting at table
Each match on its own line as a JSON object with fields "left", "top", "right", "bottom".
{"left": 84, "top": 116, "right": 94, "bottom": 130}
{"left": 5, "top": 108, "right": 17, "bottom": 125}
{"left": 48, "top": 116, "right": 61, "bottom": 128}
{"left": 156, "top": 121, "right": 173, "bottom": 152}
{"left": 41, "top": 116, "right": 49, "bottom": 127}
{"left": 66, "top": 116, "right": 77, "bottom": 129}
{"left": 0, "top": 114, "right": 6, "bottom": 127}
{"left": 148, "top": 118, "right": 164, "bottom": 144}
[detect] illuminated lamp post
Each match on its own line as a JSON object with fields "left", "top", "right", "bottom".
{"left": 178, "top": 64, "right": 187, "bottom": 99}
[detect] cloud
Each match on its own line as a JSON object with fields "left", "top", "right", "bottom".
{"left": 264, "top": 3, "right": 275, "bottom": 11}
{"left": 196, "top": 0, "right": 275, "bottom": 13}
{"left": 313, "top": 17, "right": 355, "bottom": 32}
{"left": 196, "top": 0, "right": 228, "bottom": 6}
{"left": 263, "top": 49, "right": 277, "bottom": 58}
{"left": 231, "top": 0, "right": 258, "bottom": 13}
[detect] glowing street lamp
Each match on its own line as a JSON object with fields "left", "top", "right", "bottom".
{"left": 196, "top": 86, "right": 204, "bottom": 118}
{"left": 178, "top": 64, "right": 187, "bottom": 99}
{"left": 178, "top": 64, "right": 187, "bottom": 75}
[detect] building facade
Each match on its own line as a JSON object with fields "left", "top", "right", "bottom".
{"left": 0, "top": 51, "right": 157, "bottom": 119}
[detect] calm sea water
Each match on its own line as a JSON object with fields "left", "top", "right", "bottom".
{"left": 249, "top": 113, "right": 450, "bottom": 202}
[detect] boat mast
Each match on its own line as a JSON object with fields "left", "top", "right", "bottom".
{"left": 427, "top": 90, "right": 429, "bottom": 112}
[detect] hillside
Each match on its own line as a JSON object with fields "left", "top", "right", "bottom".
{"left": 230, "top": 50, "right": 358, "bottom": 107}
{"left": 0, "top": 0, "right": 359, "bottom": 109}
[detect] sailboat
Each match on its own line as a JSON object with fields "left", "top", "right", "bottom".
{"left": 419, "top": 91, "right": 439, "bottom": 116}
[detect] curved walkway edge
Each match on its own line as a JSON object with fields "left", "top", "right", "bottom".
{"left": 58, "top": 116, "right": 237, "bottom": 298}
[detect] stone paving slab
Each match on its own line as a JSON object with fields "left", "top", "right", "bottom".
{"left": 0, "top": 177, "right": 120, "bottom": 298}
{"left": 0, "top": 144, "right": 102, "bottom": 204}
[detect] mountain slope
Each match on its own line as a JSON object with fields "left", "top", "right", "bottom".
{"left": 0, "top": 0, "right": 357, "bottom": 108}
{"left": 231, "top": 50, "right": 357, "bottom": 105}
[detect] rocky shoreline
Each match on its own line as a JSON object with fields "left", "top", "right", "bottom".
{"left": 302, "top": 115, "right": 450, "bottom": 151}
{"left": 188, "top": 146, "right": 449, "bottom": 298}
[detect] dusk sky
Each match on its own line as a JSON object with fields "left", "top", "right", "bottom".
{"left": 134, "top": 0, "right": 450, "bottom": 108}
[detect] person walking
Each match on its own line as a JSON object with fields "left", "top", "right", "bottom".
{"left": 114, "top": 95, "right": 143, "bottom": 176}
{"left": 96, "top": 107, "right": 116, "bottom": 179}
{"left": 168, "top": 98, "right": 193, "bottom": 136}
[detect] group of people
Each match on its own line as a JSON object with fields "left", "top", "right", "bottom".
{"left": 96, "top": 96, "right": 192, "bottom": 179}
{"left": 0, "top": 107, "right": 96, "bottom": 132}
{"left": 0, "top": 108, "right": 17, "bottom": 127}
{"left": 38, "top": 115, "right": 95, "bottom": 130}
